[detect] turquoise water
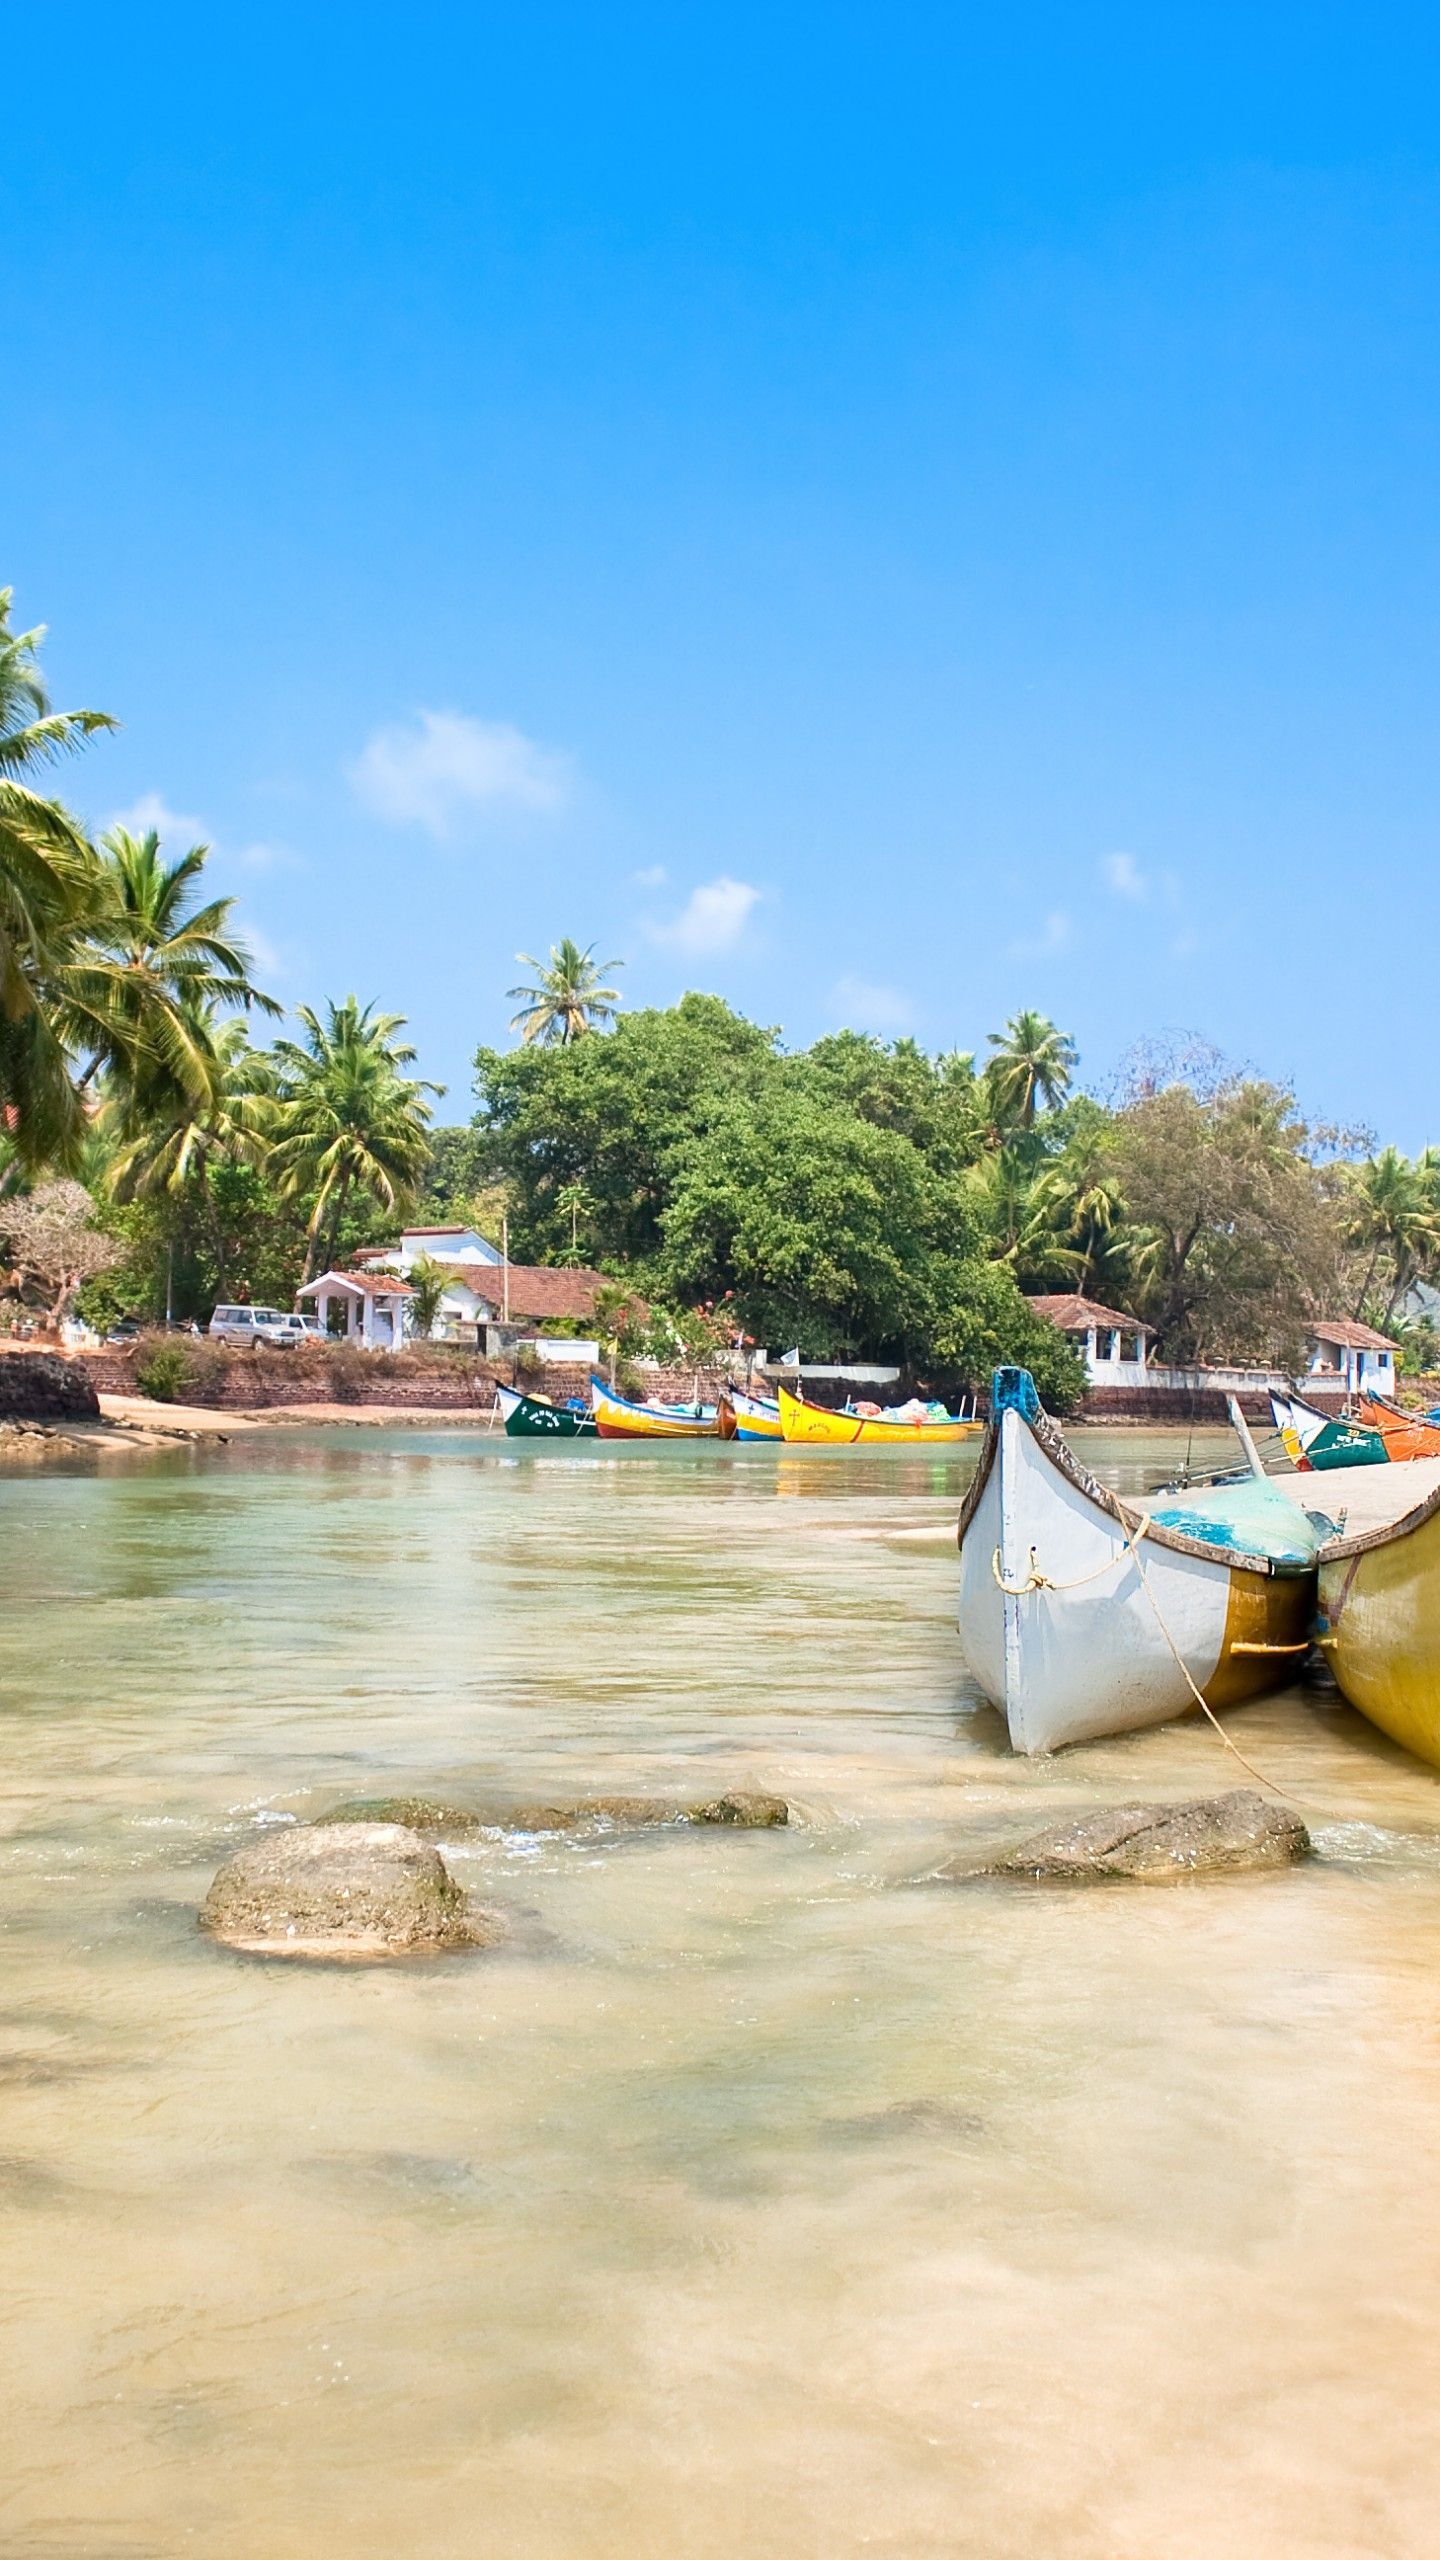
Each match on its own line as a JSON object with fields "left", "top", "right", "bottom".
{"left": 3, "top": 1426, "right": 1440, "bottom": 2558}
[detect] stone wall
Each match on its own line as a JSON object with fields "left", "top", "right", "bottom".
{"left": 0, "top": 1350, "right": 102, "bottom": 1421}
{"left": 78, "top": 1340, "right": 736, "bottom": 1414}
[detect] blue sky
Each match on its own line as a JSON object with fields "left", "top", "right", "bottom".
{"left": 9, "top": 6, "right": 1440, "bottom": 1138}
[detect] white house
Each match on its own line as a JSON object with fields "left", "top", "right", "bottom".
{"left": 1027, "top": 1294, "right": 1153, "bottom": 1387}
{"left": 297, "top": 1269, "right": 414, "bottom": 1350}
{"left": 347, "top": 1226, "right": 609, "bottom": 1353}
{"left": 1304, "top": 1319, "right": 1398, "bottom": 1402}
{"left": 354, "top": 1225, "right": 503, "bottom": 1273}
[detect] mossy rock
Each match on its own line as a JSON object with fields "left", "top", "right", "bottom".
{"left": 314, "top": 1796, "right": 485, "bottom": 1837}
{"left": 200, "top": 1822, "right": 501, "bottom": 1958}
{"left": 957, "top": 1789, "right": 1309, "bottom": 1885}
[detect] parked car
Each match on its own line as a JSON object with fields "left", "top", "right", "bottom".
{"left": 209, "top": 1305, "right": 311, "bottom": 1347}
{"left": 270, "top": 1312, "right": 324, "bottom": 1344}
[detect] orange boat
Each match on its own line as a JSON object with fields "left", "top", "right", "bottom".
{"left": 1355, "top": 1394, "right": 1440, "bottom": 1461}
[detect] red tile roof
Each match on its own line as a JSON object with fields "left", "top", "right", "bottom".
{"left": 298, "top": 1269, "right": 414, "bottom": 1299}
{"left": 1026, "top": 1293, "right": 1151, "bottom": 1335}
{"left": 447, "top": 1263, "right": 609, "bottom": 1321}
{"left": 1310, "top": 1317, "right": 1398, "bottom": 1352}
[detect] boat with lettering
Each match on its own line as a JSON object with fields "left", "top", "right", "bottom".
{"left": 590, "top": 1380, "right": 720, "bottom": 1439}
{"left": 717, "top": 1387, "right": 784, "bottom": 1441}
{"left": 958, "top": 1368, "right": 1323, "bottom": 1753}
{"left": 494, "top": 1383, "right": 597, "bottom": 1439}
{"left": 777, "top": 1385, "right": 980, "bottom": 1445}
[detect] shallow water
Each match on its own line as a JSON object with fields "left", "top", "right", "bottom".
{"left": 4, "top": 1424, "right": 1440, "bottom": 2558}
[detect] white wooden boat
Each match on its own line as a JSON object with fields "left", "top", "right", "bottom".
{"left": 957, "top": 1369, "right": 1322, "bottom": 1753}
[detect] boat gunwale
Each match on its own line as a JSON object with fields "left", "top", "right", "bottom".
{"left": 957, "top": 1397, "right": 1299, "bottom": 1576}
{"left": 1317, "top": 1471, "right": 1440, "bottom": 1561}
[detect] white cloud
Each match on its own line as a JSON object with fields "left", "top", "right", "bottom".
{"left": 831, "top": 974, "right": 915, "bottom": 1033}
{"left": 1103, "top": 850, "right": 1147, "bottom": 901}
{"left": 107, "top": 790, "right": 210, "bottom": 845}
{"left": 648, "top": 875, "right": 762, "bottom": 957}
{"left": 1009, "top": 909, "right": 1071, "bottom": 960}
{"left": 234, "top": 839, "right": 297, "bottom": 873}
{"left": 631, "top": 863, "right": 668, "bottom": 887}
{"left": 348, "top": 709, "right": 570, "bottom": 836}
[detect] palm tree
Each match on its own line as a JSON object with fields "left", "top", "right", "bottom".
{"left": 1345, "top": 1147, "right": 1440, "bottom": 1323}
{"left": 984, "top": 1010, "right": 1078, "bottom": 1136}
{"left": 103, "top": 1009, "right": 271, "bottom": 1203}
{"left": 266, "top": 996, "right": 442, "bottom": 1280}
{"left": 60, "top": 826, "right": 278, "bottom": 1115}
{"left": 508, "top": 940, "right": 622, "bottom": 1045}
{"left": 554, "top": 1176, "right": 597, "bottom": 1262}
{"left": 0, "top": 592, "right": 116, "bottom": 1170}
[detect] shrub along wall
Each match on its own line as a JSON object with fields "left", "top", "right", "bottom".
{"left": 81, "top": 1338, "right": 735, "bottom": 1412}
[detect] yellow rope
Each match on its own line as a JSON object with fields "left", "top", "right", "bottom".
{"left": 1129, "top": 1540, "right": 1300, "bottom": 1805}
{"left": 993, "top": 1503, "right": 1300, "bottom": 1805}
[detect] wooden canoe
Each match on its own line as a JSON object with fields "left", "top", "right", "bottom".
{"left": 719, "top": 1387, "right": 784, "bottom": 1441}
{"left": 1270, "top": 1390, "right": 1388, "bottom": 1471}
{"left": 958, "top": 1368, "right": 1320, "bottom": 1753}
{"left": 777, "top": 1384, "right": 980, "bottom": 1445}
{"left": 1354, "top": 1393, "right": 1440, "bottom": 1461}
{"left": 1316, "top": 1473, "right": 1440, "bottom": 1767}
{"left": 590, "top": 1380, "right": 720, "bottom": 1439}
{"left": 494, "top": 1384, "right": 597, "bottom": 1439}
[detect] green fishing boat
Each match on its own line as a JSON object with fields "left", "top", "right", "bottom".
{"left": 494, "top": 1383, "right": 597, "bottom": 1439}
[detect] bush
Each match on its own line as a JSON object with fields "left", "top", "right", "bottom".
{"left": 325, "top": 1343, "right": 369, "bottom": 1402}
{"left": 135, "top": 1341, "right": 192, "bottom": 1404}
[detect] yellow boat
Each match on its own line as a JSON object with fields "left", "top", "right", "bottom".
{"left": 1316, "top": 1469, "right": 1440, "bottom": 1767}
{"left": 590, "top": 1379, "right": 719, "bottom": 1439}
{"left": 777, "top": 1384, "right": 981, "bottom": 1445}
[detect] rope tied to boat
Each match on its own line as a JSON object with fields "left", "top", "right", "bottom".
{"left": 992, "top": 1503, "right": 1303, "bottom": 1805}
{"left": 991, "top": 1507, "right": 1150, "bottom": 1595}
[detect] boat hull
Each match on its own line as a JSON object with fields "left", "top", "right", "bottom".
{"left": 1318, "top": 1486, "right": 1440, "bottom": 1768}
{"left": 778, "top": 1385, "right": 979, "bottom": 1445}
{"left": 958, "top": 1383, "right": 1314, "bottom": 1753}
{"left": 1270, "top": 1392, "right": 1388, "bottom": 1471}
{"left": 1355, "top": 1395, "right": 1440, "bottom": 1461}
{"left": 721, "top": 1388, "right": 783, "bottom": 1441}
{"left": 495, "top": 1384, "right": 596, "bottom": 1439}
{"left": 590, "top": 1380, "right": 719, "bottom": 1439}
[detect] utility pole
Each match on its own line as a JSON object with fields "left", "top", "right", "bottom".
{"left": 501, "top": 1212, "right": 510, "bottom": 1324}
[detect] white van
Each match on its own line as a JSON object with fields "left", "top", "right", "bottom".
{"left": 209, "top": 1305, "right": 313, "bottom": 1347}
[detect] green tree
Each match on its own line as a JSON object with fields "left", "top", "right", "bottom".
{"left": 1344, "top": 1146, "right": 1440, "bottom": 1325}
{"left": 405, "top": 1251, "right": 451, "bottom": 1338}
{"left": 984, "top": 1010, "right": 1077, "bottom": 1136}
{"left": 69, "top": 826, "right": 277, "bottom": 1107}
{"left": 1112, "top": 1078, "right": 1344, "bottom": 1364}
{"left": 475, "top": 993, "right": 778, "bottom": 1264}
{"left": 268, "top": 997, "right": 441, "bottom": 1280}
{"left": 507, "top": 939, "right": 622, "bottom": 1045}
{"left": 0, "top": 591, "right": 116, "bottom": 1171}
{"left": 658, "top": 1086, "right": 1082, "bottom": 1399}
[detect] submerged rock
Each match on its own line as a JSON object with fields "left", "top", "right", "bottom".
{"left": 315, "top": 1796, "right": 485, "bottom": 1837}
{"left": 199, "top": 1823, "right": 500, "bottom": 1958}
{"left": 505, "top": 1795, "right": 680, "bottom": 1832}
{"left": 964, "top": 1789, "right": 1309, "bottom": 1884}
{"left": 688, "top": 1791, "right": 789, "bottom": 1827}
{"left": 506, "top": 1790, "right": 790, "bottom": 1833}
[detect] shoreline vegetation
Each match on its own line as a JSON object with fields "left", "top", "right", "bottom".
{"left": 6, "top": 586, "right": 1440, "bottom": 1402}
